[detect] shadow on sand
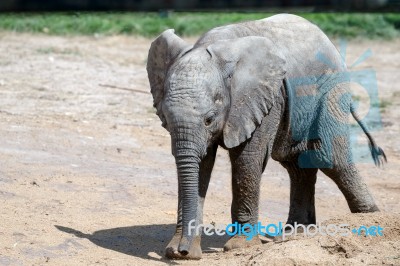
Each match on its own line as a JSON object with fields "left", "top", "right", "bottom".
{"left": 55, "top": 224, "right": 230, "bottom": 263}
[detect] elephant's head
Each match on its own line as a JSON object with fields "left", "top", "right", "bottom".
{"left": 146, "top": 29, "right": 286, "bottom": 256}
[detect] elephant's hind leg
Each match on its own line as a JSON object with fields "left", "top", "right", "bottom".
{"left": 320, "top": 164, "right": 379, "bottom": 213}
{"left": 281, "top": 162, "right": 318, "bottom": 225}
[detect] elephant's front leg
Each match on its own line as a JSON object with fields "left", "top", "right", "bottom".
{"left": 224, "top": 129, "right": 269, "bottom": 251}
{"left": 165, "top": 145, "right": 217, "bottom": 259}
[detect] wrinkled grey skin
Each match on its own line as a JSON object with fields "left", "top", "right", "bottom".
{"left": 146, "top": 14, "right": 386, "bottom": 260}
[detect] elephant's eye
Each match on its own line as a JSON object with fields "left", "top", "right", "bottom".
{"left": 204, "top": 111, "right": 217, "bottom": 126}
{"left": 214, "top": 93, "right": 223, "bottom": 105}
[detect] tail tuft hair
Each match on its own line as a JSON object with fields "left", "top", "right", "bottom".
{"left": 351, "top": 102, "right": 387, "bottom": 167}
{"left": 369, "top": 143, "right": 387, "bottom": 167}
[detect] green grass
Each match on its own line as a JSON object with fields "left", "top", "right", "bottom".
{"left": 0, "top": 12, "right": 399, "bottom": 39}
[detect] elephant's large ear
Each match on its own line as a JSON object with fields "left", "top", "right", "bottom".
{"left": 207, "top": 37, "right": 286, "bottom": 148}
{"left": 147, "top": 29, "right": 192, "bottom": 128}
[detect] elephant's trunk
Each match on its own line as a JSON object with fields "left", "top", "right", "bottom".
{"left": 176, "top": 151, "right": 199, "bottom": 255}
{"left": 172, "top": 127, "right": 205, "bottom": 255}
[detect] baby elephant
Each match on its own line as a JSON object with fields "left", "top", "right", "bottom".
{"left": 146, "top": 14, "right": 386, "bottom": 260}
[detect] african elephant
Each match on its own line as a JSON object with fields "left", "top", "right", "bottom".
{"left": 146, "top": 14, "right": 386, "bottom": 260}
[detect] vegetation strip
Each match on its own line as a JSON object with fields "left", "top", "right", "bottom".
{"left": 0, "top": 12, "right": 399, "bottom": 39}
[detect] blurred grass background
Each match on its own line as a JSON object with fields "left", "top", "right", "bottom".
{"left": 0, "top": 12, "right": 399, "bottom": 39}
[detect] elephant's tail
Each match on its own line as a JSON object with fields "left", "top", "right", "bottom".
{"left": 350, "top": 102, "right": 387, "bottom": 167}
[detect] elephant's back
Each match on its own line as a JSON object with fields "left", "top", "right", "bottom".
{"left": 195, "top": 14, "right": 318, "bottom": 47}
{"left": 259, "top": 13, "right": 312, "bottom": 24}
{"left": 196, "top": 14, "right": 339, "bottom": 60}
{"left": 196, "top": 13, "right": 346, "bottom": 79}
{"left": 255, "top": 14, "right": 346, "bottom": 77}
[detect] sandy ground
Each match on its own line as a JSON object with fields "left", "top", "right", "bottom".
{"left": 0, "top": 32, "right": 399, "bottom": 265}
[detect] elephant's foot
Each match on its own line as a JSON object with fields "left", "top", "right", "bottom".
{"left": 165, "top": 232, "right": 202, "bottom": 260}
{"left": 223, "top": 235, "right": 262, "bottom": 251}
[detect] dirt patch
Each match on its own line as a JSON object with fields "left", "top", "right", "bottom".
{"left": 0, "top": 33, "right": 399, "bottom": 265}
{"left": 198, "top": 213, "right": 400, "bottom": 265}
